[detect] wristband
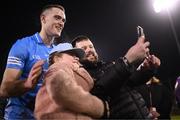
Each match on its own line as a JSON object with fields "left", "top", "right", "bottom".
{"left": 122, "top": 57, "right": 130, "bottom": 67}
{"left": 101, "top": 100, "right": 110, "bottom": 118}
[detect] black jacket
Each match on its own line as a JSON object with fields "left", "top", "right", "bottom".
{"left": 82, "top": 58, "right": 154, "bottom": 119}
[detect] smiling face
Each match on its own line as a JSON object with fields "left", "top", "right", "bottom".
{"left": 75, "top": 39, "right": 98, "bottom": 63}
{"left": 41, "top": 7, "right": 66, "bottom": 38}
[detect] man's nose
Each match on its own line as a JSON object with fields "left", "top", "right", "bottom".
{"left": 59, "top": 23, "right": 64, "bottom": 28}
{"left": 86, "top": 47, "right": 92, "bottom": 53}
{"left": 58, "top": 20, "right": 65, "bottom": 27}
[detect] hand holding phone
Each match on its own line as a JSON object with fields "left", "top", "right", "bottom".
{"left": 137, "top": 26, "right": 149, "bottom": 56}
{"left": 136, "top": 26, "right": 150, "bottom": 70}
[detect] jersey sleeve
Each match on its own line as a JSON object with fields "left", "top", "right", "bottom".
{"left": 6, "top": 39, "right": 28, "bottom": 70}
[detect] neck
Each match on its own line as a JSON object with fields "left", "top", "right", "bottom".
{"left": 39, "top": 31, "right": 54, "bottom": 46}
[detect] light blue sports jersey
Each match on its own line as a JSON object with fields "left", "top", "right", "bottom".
{"left": 4, "top": 32, "right": 54, "bottom": 119}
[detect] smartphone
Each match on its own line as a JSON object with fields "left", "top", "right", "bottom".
{"left": 137, "top": 26, "right": 145, "bottom": 38}
{"left": 136, "top": 26, "right": 150, "bottom": 71}
{"left": 137, "top": 26, "right": 150, "bottom": 56}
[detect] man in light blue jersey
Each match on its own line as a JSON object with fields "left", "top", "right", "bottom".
{"left": 0, "top": 4, "right": 66, "bottom": 119}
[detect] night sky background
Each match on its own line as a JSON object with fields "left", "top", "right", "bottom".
{"left": 0, "top": 0, "right": 180, "bottom": 87}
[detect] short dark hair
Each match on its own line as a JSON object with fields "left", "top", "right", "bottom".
{"left": 40, "top": 4, "right": 65, "bottom": 16}
{"left": 71, "top": 35, "right": 90, "bottom": 47}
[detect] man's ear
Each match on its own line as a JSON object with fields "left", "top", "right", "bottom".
{"left": 40, "top": 14, "right": 46, "bottom": 24}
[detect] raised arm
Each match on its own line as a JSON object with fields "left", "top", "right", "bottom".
{"left": 45, "top": 64, "right": 104, "bottom": 118}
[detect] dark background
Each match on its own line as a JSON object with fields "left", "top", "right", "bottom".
{"left": 1, "top": 0, "right": 180, "bottom": 87}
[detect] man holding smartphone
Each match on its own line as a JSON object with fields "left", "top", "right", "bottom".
{"left": 72, "top": 35, "right": 161, "bottom": 119}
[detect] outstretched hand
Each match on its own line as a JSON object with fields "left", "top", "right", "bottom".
{"left": 24, "top": 60, "right": 44, "bottom": 89}
{"left": 137, "top": 55, "right": 161, "bottom": 71}
{"left": 125, "top": 36, "right": 150, "bottom": 64}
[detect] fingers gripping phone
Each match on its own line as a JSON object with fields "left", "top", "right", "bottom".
{"left": 137, "top": 25, "right": 150, "bottom": 55}
{"left": 136, "top": 26, "right": 150, "bottom": 70}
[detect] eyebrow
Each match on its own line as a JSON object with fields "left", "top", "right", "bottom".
{"left": 54, "top": 15, "right": 66, "bottom": 22}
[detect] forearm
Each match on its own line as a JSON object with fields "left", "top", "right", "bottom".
{"left": 47, "top": 70, "right": 104, "bottom": 118}
{"left": 64, "top": 88, "right": 104, "bottom": 118}
{"left": 59, "top": 88, "right": 104, "bottom": 118}
{"left": 0, "top": 80, "right": 30, "bottom": 97}
{"left": 63, "top": 90, "right": 104, "bottom": 118}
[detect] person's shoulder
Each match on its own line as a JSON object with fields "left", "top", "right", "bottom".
{"left": 11, "top": 33, "right": 37, "bottom": 49}
{"left": 21, "top": 33, "right": 37, "bottom": 41}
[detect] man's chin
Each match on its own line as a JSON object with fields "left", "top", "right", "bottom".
{"left": 88, "top": 58, "right": 97, "bottom": 62}
{"left": 54, "top": 32, "right": 61, "bottom": 37}
{"left": 56, "top": 33, "right": 61, "bottom": 37}
{"left": 81, "top": 58, "right": 97, "bottom": 63}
